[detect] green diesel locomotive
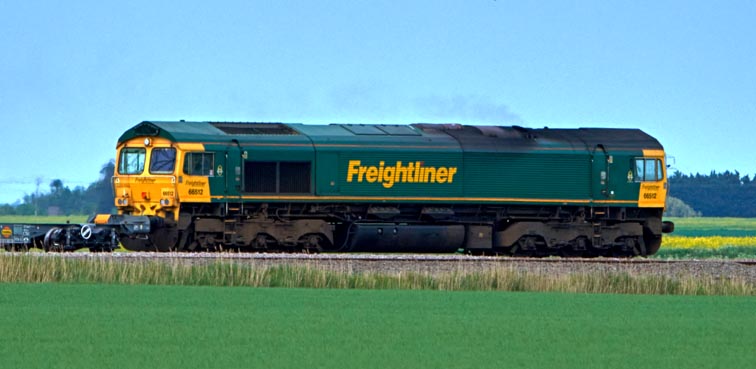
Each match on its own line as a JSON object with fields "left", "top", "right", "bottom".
{"left": 100, "top": 121, "right": 673, "bottom": 256}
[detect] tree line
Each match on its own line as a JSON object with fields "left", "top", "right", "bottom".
{"left": 0, "top": 161, "right": 115, "bottom": 216}
{"left": 0, "top": 164, "right": 750, "bottom": 217}
{"left": 668, "top": 170, "right": 756, "bottom": 217}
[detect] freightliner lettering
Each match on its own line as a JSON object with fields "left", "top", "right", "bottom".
{"left": 346, "top": 160, "right": 458, "bottom": 188}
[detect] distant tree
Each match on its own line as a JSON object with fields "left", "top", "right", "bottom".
{"left": 88, "top": 160, "right": 116, "bottom": 214}
{"left": 50, "top": 179, "right": 64, "bottom": 195}
{"left": 15, "top": 202, "right": 35, "bottom": 216}
{"left": 664, "top": 196, "right": 701, "bottom": 217}
{"left": 34, "top": 177, "right": 43, "bottom": 216}
{"left": 0, "top": 204, "right": 15, "bottom": 215}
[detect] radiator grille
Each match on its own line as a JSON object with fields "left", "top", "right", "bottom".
{"left": 244, "top": 161, "right": 311, "bottom": 194}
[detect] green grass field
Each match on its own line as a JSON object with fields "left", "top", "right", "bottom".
{"left": 0, "top": 283, "right": 753, "bottom": 369}
{"left": 657, "top": 217, "right": 756, "bottom": 258}
{"left": 665, "top": 217, "right": 756, "bottom": 237}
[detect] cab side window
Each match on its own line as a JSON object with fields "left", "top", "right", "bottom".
{"left": 634, "top": 158, "right": 663, "bottom": 182}
{"left": 184, "top": 153, "right": 215, "bottom": 176}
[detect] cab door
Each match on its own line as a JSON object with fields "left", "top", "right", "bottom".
{"left": 225, "top": 141, "right": 243, "bottom": 200}
{"left": 592, "top": 145, "right": 610, "bottom": 200}
{"left": 207, "top": 149, "right": 226, "bottom": 196}
{"left": 207, "top": 143, "right": 242, "bottom": 198}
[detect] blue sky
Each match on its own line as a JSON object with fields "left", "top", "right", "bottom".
{"left": 1, "top": 1, "right": 755, "bottom": 204}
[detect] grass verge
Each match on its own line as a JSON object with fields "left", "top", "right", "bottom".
{"left": 0, "top": 283, "right": 754, "bottom": 369}
{"left": 0, "top": 255, "right": 751, "bottom": 295}
{"left": 0, "top": 215, "right": 89, "bottom": 224}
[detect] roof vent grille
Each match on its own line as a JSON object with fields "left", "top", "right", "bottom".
{"left": 210, "top": 122, "right": 299, "bottom": 135}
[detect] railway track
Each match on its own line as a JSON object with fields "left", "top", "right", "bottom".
{"left": 6, "top": 251, "right": 753, "bottom": 264}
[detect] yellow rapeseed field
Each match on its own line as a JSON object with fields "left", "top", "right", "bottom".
{"left": 662, "top": 236, "right": 756, "bottom": 249}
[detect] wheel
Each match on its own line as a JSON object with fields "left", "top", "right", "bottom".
{"left": 149, "top": 227, "right": 179, "bottom": 252}
{"left": 119, "top": 237, "right": 153, "bottom": 251}
{"left": 644, "top": 236, "right": 662, "bottom": 255}
{"left": 43, "top": 227, "right": 64, "bottom": 252}
{"left": 298, "top": 234, "right": 326, "bottom": 253}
